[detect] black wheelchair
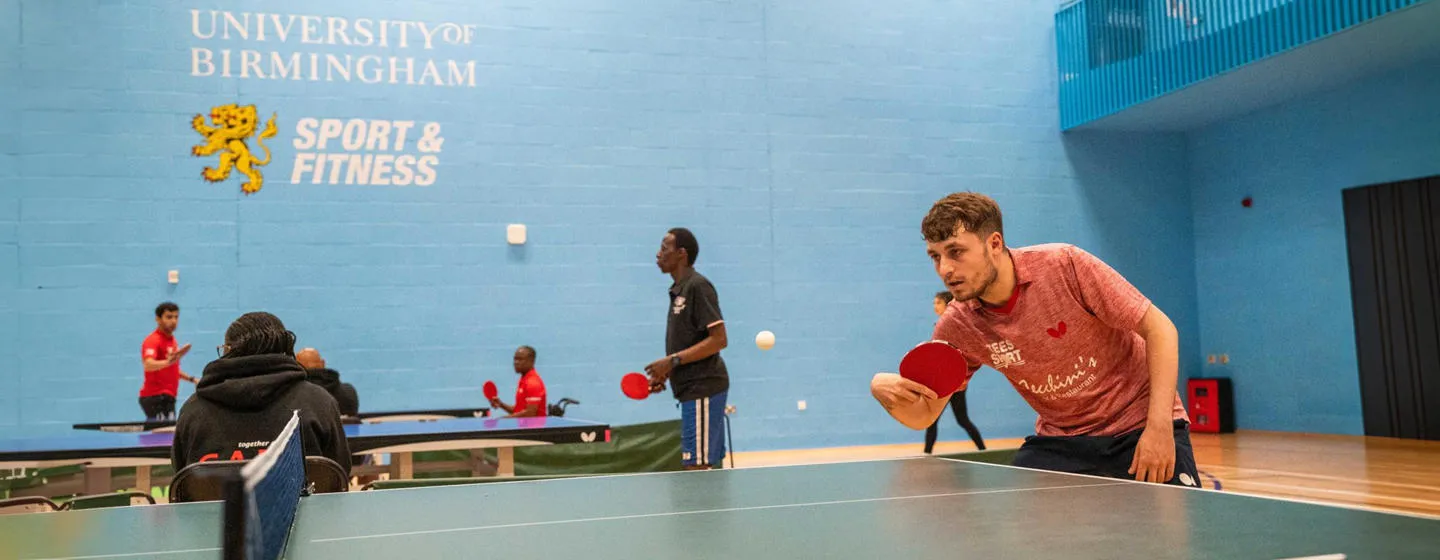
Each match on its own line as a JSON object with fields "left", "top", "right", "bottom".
{"left": 548, "top": 398, "right": 579, "bottom": 417}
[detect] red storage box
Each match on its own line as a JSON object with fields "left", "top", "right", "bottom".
{"left": 1187, "top": 378, "right": 1235, "bottom": 433}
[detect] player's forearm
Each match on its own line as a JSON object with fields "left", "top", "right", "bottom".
{"left": 511, "top": 404, "right": 539, "bottom": 418}
{"left": 1139, "top": 306, "right": 1180, "bottom": 427}
{"left": 676, "top": 332, "right": 727, "bottom": 364}
{"left": 142, "top": 358, "right": 171, "bottom": 372}
{"left": 889, "top": 396, "right": 950, "bottom": 430}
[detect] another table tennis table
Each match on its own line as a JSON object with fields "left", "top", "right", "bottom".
{"left": 71, "top": 407, "right": 494, "bottom": 433}
{"left": 0, "top": 416, "right": 608, "bottom": 495}
{"left": 4, "top": 457, "right": 1438, "bottom": 559}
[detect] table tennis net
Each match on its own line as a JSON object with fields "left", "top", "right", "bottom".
{"left": 223, "top": 411, "right": 306, "bottom": 560}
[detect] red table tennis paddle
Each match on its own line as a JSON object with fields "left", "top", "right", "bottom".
{"left": 483, "top": 380, "right": 499, "bottom": 400}
{"left": 898, "top": 340, "right": 968, "bottom": 398}
{"left": 621, "top": 373, "right": 652, "bottom": 400}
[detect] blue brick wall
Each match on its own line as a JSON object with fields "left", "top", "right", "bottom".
{"left": 1, "top": 0, "right": 20, "bottom": 431}
{"left": 1, "top": 0, "right": 1199, "bottom": 451}
{"left": 1189, "top": 55, "right": 1440, "bottom": 435}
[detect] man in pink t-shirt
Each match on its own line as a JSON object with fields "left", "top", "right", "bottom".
{"left": 871, "top": 192, "right": 1199, "bottom": 486}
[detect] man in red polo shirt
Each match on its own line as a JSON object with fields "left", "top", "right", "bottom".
{"left": 870, "top": 192, "right": 1198, "bottom": 486}
{"left": 139, "top": 302, "right": 196, "bottom": 421}
{"left": 488, "top": 345, "right": 547, "bottom": 418}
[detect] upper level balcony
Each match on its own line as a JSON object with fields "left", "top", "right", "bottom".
{"left": 1056, "top": 0, "right": 1440, "bottom": 131}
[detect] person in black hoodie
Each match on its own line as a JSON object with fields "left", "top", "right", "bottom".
{"left": 296, "top": 347, "right": 360, "bottom": 417}
{"left": 171, "top": 312, "right": 351, "bottom": 475}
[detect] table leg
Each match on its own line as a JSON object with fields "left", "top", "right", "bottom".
{"left": 84, "top": 467, "right": 111, "bottom": 495}
{"left": 469, "top": 449, "right": 485, "bottom": 477}
{"left": 136, "top": 466, "right": 152, "bottom": 494}
{"left": 397, "top": 452, "right": 413, "bottom": 479}
{"left": 497, "top": 448, "right": 514, "bottom": 477}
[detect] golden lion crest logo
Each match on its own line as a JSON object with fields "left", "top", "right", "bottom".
{"left": 190, "top": 104, "right": 278, "bottom": 195}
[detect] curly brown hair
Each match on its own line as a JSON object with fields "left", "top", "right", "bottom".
{"left": 921, "top": 192, "right": 1004, "bottom": 243}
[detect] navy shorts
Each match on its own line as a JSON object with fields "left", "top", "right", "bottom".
{"left": 680, "top": 391, "right": 727, "bottom": 467}
{"left": 1012, "top": 420, "right": 1201, "bottom": 487}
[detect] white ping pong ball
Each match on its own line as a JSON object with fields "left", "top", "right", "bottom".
{"left": 755, "top": 330, "right": 775, "bottom": 350}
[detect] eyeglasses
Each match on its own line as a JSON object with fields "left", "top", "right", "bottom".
{"left": 216, "top": 344, "right": 230, "bottom": 357}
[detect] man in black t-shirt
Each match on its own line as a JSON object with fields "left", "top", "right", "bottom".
{"left": 645, "top": 227, "right": 731, "bottom": 470}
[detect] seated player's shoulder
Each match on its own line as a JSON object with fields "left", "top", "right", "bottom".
{"left": 287, "top": 380, "right": 342, "bottom": 411}
{"left": 175, "top": 394, "right": 201, "bottom": 414}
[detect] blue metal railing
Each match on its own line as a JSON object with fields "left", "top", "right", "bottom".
{"left": 1057, "top": 0, "right": 1431, "bottom": 129}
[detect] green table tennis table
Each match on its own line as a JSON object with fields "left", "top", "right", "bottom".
{"left": 4, "top": 458, "right": 1439, "bottom": 559}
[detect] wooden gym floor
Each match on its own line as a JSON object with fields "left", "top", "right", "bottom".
{"left": 732, "top": 430, "right": 1440, "bottom": 517}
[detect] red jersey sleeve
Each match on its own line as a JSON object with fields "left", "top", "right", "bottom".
{"left": 520, "top": 375, "right": 546, "bottom": 404}
{"left": 142, "top": 334, "right": 164, "bottom": 361}
{"left": 1064, "top": 245, "right": 1151, "bottom": 332}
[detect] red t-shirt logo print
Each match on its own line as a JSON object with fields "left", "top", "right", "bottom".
{"left": 1046, "top": 321, "right": 1067, "bottom": 338}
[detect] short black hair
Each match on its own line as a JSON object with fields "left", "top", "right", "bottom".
{"left": 668, "top": 227, "right": 699, "bottom": 266}
{"left": 935, "top": 291, "right": 954, "bottom": 304}
{"left": 517, "top": 345, "right": 536, "bottom": 360}
{"left": 155, "top": 302, "right": 179, "bottom": 317}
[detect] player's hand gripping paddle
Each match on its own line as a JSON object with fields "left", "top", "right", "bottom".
{"left": 621, "top": 373, "right": 652, "bottom": 400}
{"left": 898, "top": 340, "right": 967, "bottom": 398}
{"left": 483, "top": 380, "right": 499, "bottom": 401}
